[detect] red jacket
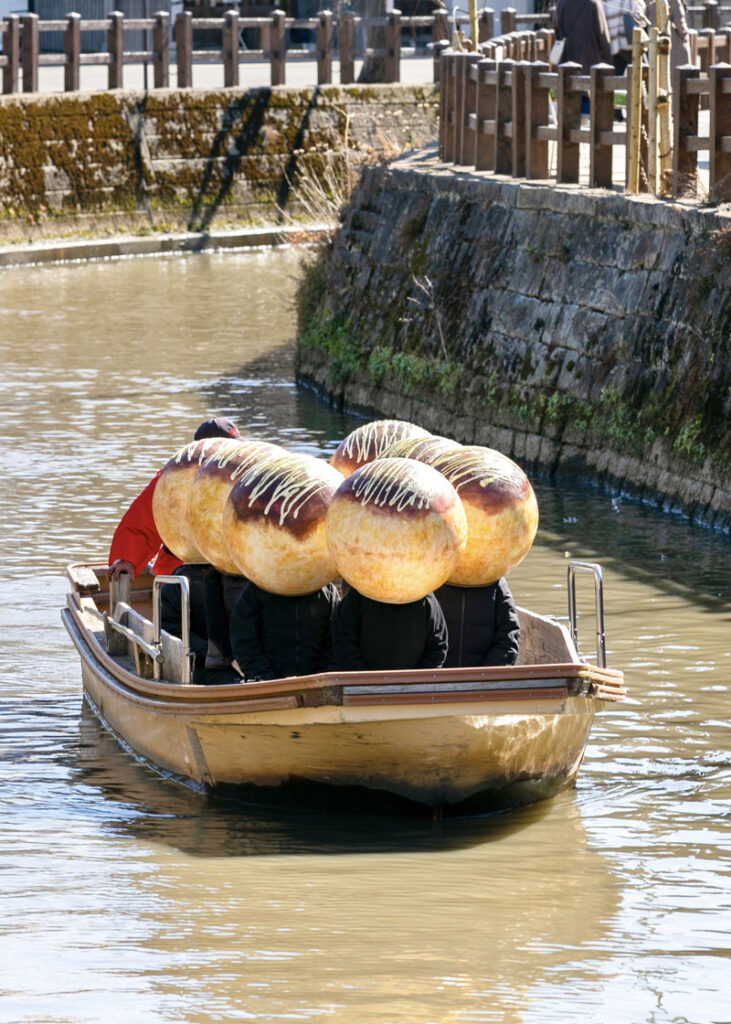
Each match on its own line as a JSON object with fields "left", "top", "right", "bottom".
{"left": 108, "top": 471, "right": 182, "bottom": 578}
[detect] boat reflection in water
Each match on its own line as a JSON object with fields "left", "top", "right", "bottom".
{"left": 74, "top": 704, "right": 623, "bottom": 1023}
{"left": 75, "top": 704, "right": 552, "bottom": 857}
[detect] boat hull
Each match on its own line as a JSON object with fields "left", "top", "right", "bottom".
{"left": 62, "top": 561, "right": 624, "bottom": 814}
{"left": 76, "top": 635, "right": 596, "bottom": 811}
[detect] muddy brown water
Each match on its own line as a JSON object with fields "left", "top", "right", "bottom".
{"left": 0, "top": 248, "right": 729, "bottom": 1024}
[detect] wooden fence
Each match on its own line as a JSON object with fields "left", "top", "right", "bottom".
{"left": 0, "top": 2, "right": 729, "bottom": 95}
{"left": 439, "top": 23, "right": 731, "bottom": 202}
{"left": 0, "top": 6, "right": 555, "bottom": 94}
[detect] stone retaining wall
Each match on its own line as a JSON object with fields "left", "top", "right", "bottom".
{"left": 0, "top": 85, "right": 438, "bottom": 242}
{"left": 295, "top": 148, "right": 731, "bottom": 532}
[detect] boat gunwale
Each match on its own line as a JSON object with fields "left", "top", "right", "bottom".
{"left": 63, "top": 592, "right": 626, "bottom": 715}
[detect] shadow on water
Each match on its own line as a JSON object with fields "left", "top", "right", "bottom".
{"left": 73, "top": 704, "right": 552, "bottom": 859}
{"left": 532, "top": 479, "right": 731, "bottom": 608}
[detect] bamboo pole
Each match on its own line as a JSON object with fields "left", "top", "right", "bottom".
{"left": 648, "top": 26, "right": 659, "bottom": 192}
{"left": 628, "top": 27, "right": 645, "bottom": 192}
{"left": 469, "top": 0, "right": 478, "bottom": 50}
{"left": 657, "top": 0, "right": 673, "bottom": 193}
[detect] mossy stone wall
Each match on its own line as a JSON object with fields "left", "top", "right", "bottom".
{"left": 295, "top": 152, "right": 731, "bottom": 532}
{"left": 0, "top": 84, "right": 438, "bottom": 241}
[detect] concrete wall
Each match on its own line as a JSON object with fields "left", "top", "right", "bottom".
{"left": 0, "top": 84, "right": 438, "bottom": 241}
{"left": 295, "top": 150, "right": 731, "bottom": 531}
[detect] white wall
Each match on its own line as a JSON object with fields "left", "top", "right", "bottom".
{"left": 0, "top": 0, "right": 28, "bottom": 15}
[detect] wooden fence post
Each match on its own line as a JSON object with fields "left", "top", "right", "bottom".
{"left": 672, "top": 63, "right": 700, "bottom": 195}
{"left": 433, "top": 8, "right": 449, "bottom": 43}
{"left": 718, "top": 28, "right": 731, "bottom": 65}
{"left": 478, "top": 8, "right": 494, "bottom": 43}
{"left": 64, "top": 12, "right": 81, "bottom": 92}
{"left": 339, "top": 11, "right": 355, "bottom": 85}
{"left": 590, "top": 62, "right": 614, "bottom": 188}
{"left": 709, "top": 62, "right": 731, "bottom": 200}
{"left": 537, "top": 27, "right": 551, "bottom": 63}
{"left": 703, "top": 0, "right": 720, "bottom": 29}
{"left": 270, "top": 9, "right": 286, "bottom": 86}
{"left": 442, "top": 53, "right": 456, "bottom": 161}
{"left": 475, "top": 57, "right": 497, "bottom": 170}
{"left": 21, "top": 13, "right": 39, "bottom": 94}
{"left": 108, "top": 11, "right": 124, "bottom": 90}
{"left": 175, "top": 11, "right": 192, "bottom": 88}
{"left": 495, "top": 59, "right": 513, "bottom": 174}
{"left": 317, "top": 10, "right": 333, "bottom": 85}
{"left": 556, "top": 60, "right": 581, "bottom": 182}
{"left": 500, "top": 7, "right": 516, "bottom": 34}
{"left": 153, "top": 11, "right": 169, "bottom": 89}
{"left": 461, "top": 53, "right": 480, "bottom": 165}
{"left": 433, "top": 38, "right": 449, "bottom": 85}
{"left": 511, "top": 60, "right": 528, "bottom": 175}
{"left": 2, "top": 14, "right": 20, "bottom": 94}
{"left": 385, "top": 10, "right": 401, "bottom": 83}
{"left": 525, "top": 59, "right": 549, "bottom": 179}
{"left": 453, "top": 52, "right": 467, "bottom": 163}
{"left": 223, "top": 9, "right": 239, "bottom": 87}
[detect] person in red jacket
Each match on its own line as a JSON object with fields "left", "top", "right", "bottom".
{"left": 108, "top": 416, "right": 240, "bottom": 580}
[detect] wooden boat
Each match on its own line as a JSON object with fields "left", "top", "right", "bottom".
{"left": 61, "top": 560, "right": 625, "bottom": 814}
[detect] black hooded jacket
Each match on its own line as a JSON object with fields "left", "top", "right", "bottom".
{"left": 331, "top": 588, "right": 448, "bottom": 671}
{"left": 435, "top": 579, "right": 520, "bottom": 667}
{"left": 229, "top": 581, "right": 340, "bottom": 681}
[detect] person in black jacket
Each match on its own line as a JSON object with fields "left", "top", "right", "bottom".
{"left": 331, "top": 587, "right": 448, "bottom": 671}
{"left": 229, "top": 581, "right": 340, "bottom": 682}
{"left": 435, "top": 578, "right": 520, "bottom": 668}
{"left": 204, "top": 568, "right": 249, "bottom": 684}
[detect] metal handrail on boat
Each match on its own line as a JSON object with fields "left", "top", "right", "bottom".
{"left": 567, "top": 561, "right": 607, "bottom": 668}
{"left": 152, "top": 575, "right": 191, "bottom": 685}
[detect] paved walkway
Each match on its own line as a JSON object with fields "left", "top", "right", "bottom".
{"left": 34, "top": 55, "right": 436, "bottom": 93}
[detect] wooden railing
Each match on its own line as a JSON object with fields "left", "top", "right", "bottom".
{"left": 439, "top": 24, "right": 731, "bottom": 202}
{"left": 0, "top": 6, "right": 554, "bottom": 95}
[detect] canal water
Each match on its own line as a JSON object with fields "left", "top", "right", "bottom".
{"left": 0, "top": 248, "right": 728, "bottom": 1024}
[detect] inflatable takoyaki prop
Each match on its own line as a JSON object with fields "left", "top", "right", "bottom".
{"left": 152, "top": 437, "right": 237, "bottom": 563}
{"left": 222, "top": 451, "right": 344, "bottom": 595}
{"left": 187, "top": 438, "right": 282, "bottom": 575}
{"left": 325, "top": 457, "right": 468, "bottom": 604}
{"left": 428, "top": 446, "right": 539, "bottom": 585}
{"left": 330, "top": 419, "right": 430, "bottom": 477}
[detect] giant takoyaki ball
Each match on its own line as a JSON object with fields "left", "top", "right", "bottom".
{"left": 429, "top": 446, "right": 539, "bottom": 586}
{"left": 325, "top": 457, "right": 468, "bottom": 604}
{"left": 187, "top": 438, "right": 282, "bottom": 575}
{"left": 222, "top": 451, "right": 344, "bottom": 595}
{"left": 152, "top": 437, "right": 233, "bottom": 563}
{"left": 384, "top": 434, "right": 463, "bottom": 463}
{"left": 330, "top": 419, "right": 430, "bottom": 477}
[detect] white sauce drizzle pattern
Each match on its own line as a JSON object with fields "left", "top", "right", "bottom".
{"left": 339, "top": 421, "right": 427, "bottom": 465}
{"left": 203, "top": 440, "right": 277, "bottom": 480}
{"left": 233, "top": 455, "right": 334, "bottom": 526}
{"left": 349, "top": 460, "right": 444, "bottom": 512}
{"left": 431, "top": 449, "right": 521, "bottom": 492}
{"left": 171, "top": 438, "right": 225, "bottom": 467}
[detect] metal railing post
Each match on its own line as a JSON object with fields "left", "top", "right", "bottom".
{"left": 567, "top": 561, "right": 606, "bottom": 668}
{"left": 153, "top": 575, "right": 191, "bottom": 684}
